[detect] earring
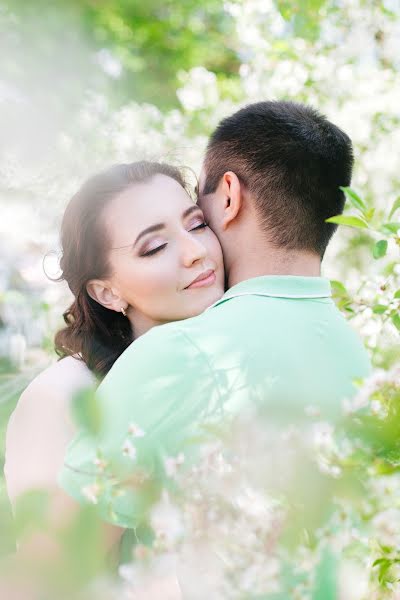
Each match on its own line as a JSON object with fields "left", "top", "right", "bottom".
{"left": 121, "top": 307, "right": 127, "bottom": 317}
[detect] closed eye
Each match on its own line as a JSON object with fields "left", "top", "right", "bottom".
{"left": 189, "top": 222, "right": 208, "bottom": 232}
{"left": 141, "top": 243, "right": 167, "bottom": 257}
{"left": 141, "top": 222, "right": 207, "bottom": 256}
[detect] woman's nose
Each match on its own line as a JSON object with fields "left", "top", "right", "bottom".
{"left": 181, "top": 232, "right": 207, "bottom": 267}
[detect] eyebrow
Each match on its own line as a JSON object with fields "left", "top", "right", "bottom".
{"left": 133, "top": 205, "right": 203, "bottom": 247}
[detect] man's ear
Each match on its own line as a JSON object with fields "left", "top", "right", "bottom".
{"left": 86, "top": 280, "right": 126, "bottom": 313}
{"left": 220, "top": 171, "right": 243, "bottom": 230}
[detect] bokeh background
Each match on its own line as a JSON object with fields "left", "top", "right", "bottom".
{"left": 1, "top": 0, "right": 399, "bottom": 376}
{"left": 1, "top": 1, "right": 399, "bottom": 596}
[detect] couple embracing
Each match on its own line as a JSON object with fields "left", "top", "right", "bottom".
{"left": 6, "top": 100, "right": 370, "bottom": 595}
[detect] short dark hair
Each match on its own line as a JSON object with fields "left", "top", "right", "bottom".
{"left": 203, "top": 101, "right": 354, "bottom": 257}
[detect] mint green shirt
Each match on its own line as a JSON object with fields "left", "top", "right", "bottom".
{"left": 60, "top": 275, "right": 370, "bottom": 528}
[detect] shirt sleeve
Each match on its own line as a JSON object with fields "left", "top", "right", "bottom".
{"left": 58, "top": 324, "right": 222, "bottom": 528}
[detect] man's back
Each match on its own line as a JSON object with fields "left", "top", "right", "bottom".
{"left": 61, "top": 275, "right": 370, "bottom": 521}
{"left": 172, "top": 276, "right": 369, "bottom": 421}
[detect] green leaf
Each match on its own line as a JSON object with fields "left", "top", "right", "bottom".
{"left": 326, "top": 215, "right": 369, "bottom": 229}
{"left": 14, "top": 490, "right": 49, "bottom": 538}
{"left": 330, "top": 280, "right": 349, "bottom": 296}
{"left": 381, "top": 222, "right": 400, "bottom": 235}
{"left": 373, "top": 558, "right": 390, "bottom": 567}
{"left": 365, "top": 207, "right": 375, "bottom": 221}
{"left": 340, "top": 187, "right": 367, "bottom": 213}
{"left": 391, "top": 313, "right": 400, "bottom": 331}
{"left": 389, "top": 197, "right": 400, "bottom": 220}
{"left": 344, "top": 306, "right": 355, "bottom": 314}
{"left": 394, "top": 290, "right": 400, "bottom": 300}
{"left": 379, "top": 544, "right": 395, "bottom": 555}
{"left": 372, "top": 304, "right": 387, "bottom": 314}
{"left": 372, "top": 239, "right": 388, "bottom": 259}
{"left": 61, "top": 505, "right": 104, "bottom": 584}
{"left": 71, "top": 386, "right": 102, "bottom": 435}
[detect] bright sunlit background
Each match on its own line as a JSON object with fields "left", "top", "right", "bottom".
{"left": 1, "top": 0, "right": 399, "bottom": 373}
{"left": 1, "top": 1, "right": 400, "bottom": 596}
{"left": 1, "top": 0, "right": 399, "bottom": 377}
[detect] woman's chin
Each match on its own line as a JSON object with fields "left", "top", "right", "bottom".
{"left": 183, "top": 286, "right": 225, "bottom": 318}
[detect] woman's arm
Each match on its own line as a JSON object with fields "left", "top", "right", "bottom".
{"left": 5, "top": 365, "right": 77, "bottom": 504}
{"left": 5, "top": 355, "right": 102, "bottom": 504}
{"left": 4, "top": 358, "right": 123, "bottom": 554}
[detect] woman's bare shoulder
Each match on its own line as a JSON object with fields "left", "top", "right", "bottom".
{"left": 7, "top": 355, "right": 96, "bottom": 440}
{"left": 4, "top": 356, "right": 96, "bottom": 503}
{"left": 24, "top": 355, "right": 96, "bottom": 396}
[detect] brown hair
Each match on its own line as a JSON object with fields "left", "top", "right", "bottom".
{"left": 54, "top": 161, "right": 188, "bottom": 378}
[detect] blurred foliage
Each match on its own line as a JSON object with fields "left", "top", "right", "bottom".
{"left": 3, "top": 0, "right": 355, "bottom": 113}
{"left": 2, "top": 0, "right": 240, "bottom": 110}
{"left": 0, "top": 360, "right": 40, "bottom": 557}
{"left": 277, "top": 0, "right": 327, "bottom": 40}
{"left": 1, "top": 0, "right": 400, "bottom": 596}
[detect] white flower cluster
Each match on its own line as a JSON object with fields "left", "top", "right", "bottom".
{"left": 119, "top": 412, "right": 360, "bottom": 598}
{"left": 116, "top": 360, "right": 400, "bottom": 598}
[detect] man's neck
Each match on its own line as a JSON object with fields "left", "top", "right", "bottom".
{"left": 227, "top": 249, "right": 321, "bottom": 288}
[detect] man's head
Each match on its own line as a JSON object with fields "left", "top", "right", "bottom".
{"left": 198, "top": 101, "right": 353, "bottom": 276}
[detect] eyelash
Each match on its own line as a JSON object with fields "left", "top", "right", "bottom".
{"left": 190, "top": 221, "right": 208, "bottom": 232}
{"left": 141, "top": 222, "right": 208, "bottom": 257}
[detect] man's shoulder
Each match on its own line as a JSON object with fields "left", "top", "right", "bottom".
{"left": 101, "top": 314, "right": 210, "bottom": 391}
{"left": 120, "top": 313, "right": 210, "bottom": 361}
{"left": 96, "top": 314, "right": 222, "bottom": 436}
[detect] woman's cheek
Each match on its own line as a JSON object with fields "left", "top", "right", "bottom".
{"left": 136, "top": 259, "right": 176, "bottom": 296}
{"left": 208, "top": 233, "right": 223, "bottom": 267}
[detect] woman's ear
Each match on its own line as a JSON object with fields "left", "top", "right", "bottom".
{"left": 86, "top": 280, "right": 126, "bottom": 313}
{"left": 220, "top": 171, "right": 243, "bottom": 230}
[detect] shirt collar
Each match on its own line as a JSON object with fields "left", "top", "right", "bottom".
{"left": 208, "top": 275, "right": 332, "bottom": 310}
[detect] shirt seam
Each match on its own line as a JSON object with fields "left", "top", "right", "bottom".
{"left": 207, "top": 291, "right": 332, "bottom": 311}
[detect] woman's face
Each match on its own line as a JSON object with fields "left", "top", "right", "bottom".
{"left": 102, "top": 174, "right": 225, "bottom": 334}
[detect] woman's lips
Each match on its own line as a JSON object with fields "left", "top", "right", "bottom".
{"left": 185, "top": 269, "right": 216, "bottom": 289}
